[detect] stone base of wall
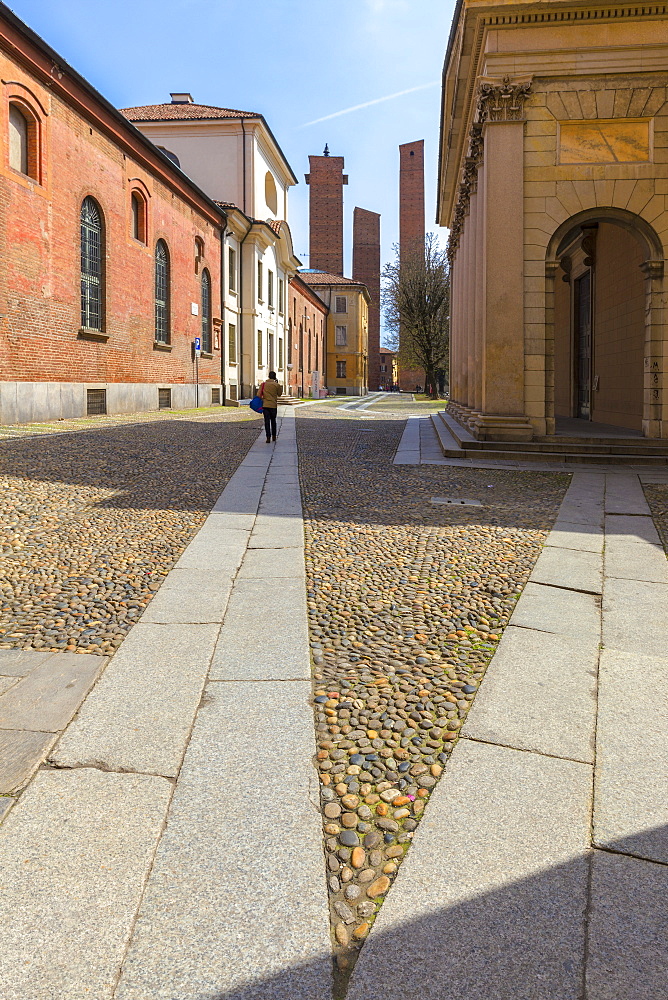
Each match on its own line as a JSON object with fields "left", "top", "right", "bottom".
{"left": 0, "top": 382, "right": 222, "bottom": 425}
{"left": 448, "top": 401, "right": 535, "bottom": 442}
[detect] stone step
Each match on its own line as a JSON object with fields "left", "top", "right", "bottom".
{"left": 437, "top": 411, "right": 668, "bottom": 458}
{"left": 430, "top": 414, "right": 668, "bottom": 466}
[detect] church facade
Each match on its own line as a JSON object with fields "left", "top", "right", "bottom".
{"left": 439, "top": 0, "right": 668, "bottom": 440}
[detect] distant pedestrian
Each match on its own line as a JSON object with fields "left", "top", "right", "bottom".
{"left": 260, "top": 371, "right": 282, "bottom": 442}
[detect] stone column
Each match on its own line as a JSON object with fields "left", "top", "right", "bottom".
{"left": 449, "top": 250, "right": 459, "bottom": 403}
{"left": 474, "top": 169, "right": 485, "bottom": 412}
{"left": 474, "top": 77, "right": 534, "bottom": 441}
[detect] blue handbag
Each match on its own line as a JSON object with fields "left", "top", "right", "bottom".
{"left": 249, "top": 396, "right": 264, "bottom": 413}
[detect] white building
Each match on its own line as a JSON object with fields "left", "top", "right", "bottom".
{"left": 122, "top": 94, "right": 300, "bottom": 400}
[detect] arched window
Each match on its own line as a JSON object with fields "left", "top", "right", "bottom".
{"left": 195, "top": 236, "right": 204, "bottom": 274}
{"left": 131, "top": 192, "right": 146, "bottom": 243}
{"left": 80, "top": 197, "right": 103, "bottom": 331}
{"left": 201, "top": 268, "right": 212, "bottom": 353}
{"left": 9, "top": 104, "right": 28, "bottom": 174}
{"left": 155, "top": 240, "right": 170, "bottom": 344}
{"left": 265, "top": 171, "right": 278, "bottom": 215}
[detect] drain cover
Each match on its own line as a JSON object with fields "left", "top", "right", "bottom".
{"left": 431, "top": 497, "right": 482, "bottom": 507}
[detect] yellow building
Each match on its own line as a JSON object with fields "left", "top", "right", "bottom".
{"left": 298, "top": 271, "right": 369, "bottom": 395}
{"left": 439, "top": 0, "right": 668, "bottom": 441}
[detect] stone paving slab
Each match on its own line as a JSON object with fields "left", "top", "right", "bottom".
{"left": 248, "top": 520, "right": 304, "bottom": 549}
{"left": 209, "top": 485, "right": 262, "bottom": 515}
{"left": 509, "top": 581, "right": 600, "bottom": 637}
{"left": 140, "top": 569, "right": 234, "bottom": 625}
{"left": 237, "top": 546, "right": 306, "bottom": 579}
{"left": 114, "top": 680, "right": 332, "bottom": 1000}
{"left": 529, "top": 544, "right": 603, "bottom": 594}
{"left": 0, "top": 796, "right": 13, "bottom": 822}
{"left": 593, "top": 648, "right": 668, "bottom": 864}
{"left": 174, "top": 526, "right": 249, "bottom": 572}
{"left": 605, "top": 513, "right": 661, "bottom": 545}
{"left": 554, "top": 503, "right": 605, "bottom": 527}
{"left": 604, "top": 536, "right": 668, "bottom": 585}
{"left": 0, "top": 729, "right": 57, "bottom": 793}
{"left": 51, "top": 623, "right": 220, "bottom": 777}
{"left": 202, "top": 512, "right": 257, "bottom": 531}
{"left": 0, "top": 675, "right": 19, "bottom": 695}
{"left": 585, "top": 851, "right": 668, "bottom": 1000}
{"left": 347, "top": 740, "right": 591, "bottom": 1000}
{"left": 0, "top": 652, "right": 105, "bottom": 733}
{"left": 0, "top": 648, "right": 57, "bottom": 676}
{"left": 0, "top": 768, "right": 172, "bottom": 1000}
{"left": 546, "top": 519, "right": 605, "bottom": 553}
{"left": 604, "top": 476, "right": 651, "bottom": 516}
{"left": 462, "top": 625, "right": 598, "bottom": 762}
{"left": 602, "top": 577, "right": 668, "bottom": 658}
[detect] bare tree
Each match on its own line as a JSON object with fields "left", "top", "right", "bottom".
{"left": 382, "top": 233, "right": 450, "bottom": 398}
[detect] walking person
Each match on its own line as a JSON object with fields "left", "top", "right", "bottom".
{"left": 260, "top": 370, "right": 282, "bottom": 443}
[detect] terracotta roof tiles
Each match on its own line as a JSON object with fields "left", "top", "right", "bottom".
{"left": 298, "top": 270, "right": 367, "bottom": 287}
{"left": 121, "top": 103, "right": 260, "bottom": 122}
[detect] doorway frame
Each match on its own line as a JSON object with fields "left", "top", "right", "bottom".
{"left": 545, "top": 207, "right": 665, "bottom": 438}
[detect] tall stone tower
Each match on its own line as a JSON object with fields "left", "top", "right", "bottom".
{"left": 399, "top": 140, "right": 425, "bottom": 262}
{"left": 305, "top": 147, "right": 348, "bottom": 276}
{"left": 353, "top": 208, "right": 381, "bottom": 391}
{"left": 398, "top": 140, "right": 426, "bottom": 390}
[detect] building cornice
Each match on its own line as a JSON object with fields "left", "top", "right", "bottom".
{"left": 438, "top": 0, "right": 668, "bottom": 226}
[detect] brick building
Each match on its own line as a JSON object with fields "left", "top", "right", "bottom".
{"left": 305, "top": 150, "right": 347, "bottom": 277}
{"left": 299, "top": 271, "right": 368, "bottom": 395}
{"left": 287, "top": 274, "right": 328, "bottom": 399}
{"left": 0, "top": 4, "right": 228, "bottom": 423}
{"left": 352, "top": 208, "right": 381, "bottom": 391}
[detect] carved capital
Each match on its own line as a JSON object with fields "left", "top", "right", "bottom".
{"left": 477, "top": 76, "right": 532, "bottom": 123}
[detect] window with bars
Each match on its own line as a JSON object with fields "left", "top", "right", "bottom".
{"left": 288, "top": 319, "right": 293, "bottom": 365}
{"left": 80, "top": 197, "right": 103, "bottom": 331}
{"left": 336, "top": 360, "right": 347, "bottom": 379}
{"left": 228, "top": 323, "right": 237, "bottom": 363}
{"left": 267, "top": 270, "right": 274, "bottom": 309}
{"left": 335, "top": 295, "right": 347, "bottom": 313}
{"left": 154, "top": 240, "right": 170, "bottom": 344}
{"left": 278, "top": 337, "right": 283, "bottom": 369}
{"left": 257, "top": 260, "right": 263, "bottom": 302}
{"left": 278, "top": 278, "right": 284, "bottom": 314}
{"left": 335, "top": 325, "right": 347, "bottom": 346}
{"left": 298, "top": 324, "right": 303, "bottom": 371}
{"left": 228, "top": 247, "right": 236, "bottom": 292}
{"left": 257, "top": 330, "right": 263, "bottom": 367}
{"left": 201, "top": 269, "right": 212, "bottom": 352}
{"left": 158, "top": 387, "right": 172, "bottom": 409}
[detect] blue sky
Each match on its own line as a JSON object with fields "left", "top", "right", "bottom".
{"left": 10, "top": 0, "right": 454, "bottom": 274}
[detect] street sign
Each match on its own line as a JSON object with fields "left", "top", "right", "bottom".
{"left": 194, "top": 337, "right": 201, "bottom": 357}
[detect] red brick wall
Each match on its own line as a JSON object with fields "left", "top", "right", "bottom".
{"left": 398, "top": 140, "right": 425, "bottom": 389}
{"left": 399, "top": 140, "right": 425, "bottom": 262}
{"left": 305, "top": 155, "right": 346, "bottom": 277}
{"left": 353, "top": 207, "right": 381, "bottom": 391}
{"left": 0, "top": 49, "right": 223, "bottom": 389}
{"left": 287, "top": 276, "right": 327, "bottom": 397}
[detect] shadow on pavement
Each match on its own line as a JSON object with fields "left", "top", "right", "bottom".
{"left": 209, "top": 826, "right": 667, "bottom": 1000}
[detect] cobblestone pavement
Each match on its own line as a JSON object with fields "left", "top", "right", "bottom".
{"left": 644, "top": 483, "right": 668, "bottom": 553}
{"left": 0, "top": 410, "right": 261, "bottom": 654}
{"left": 296, "top": 408, "right": 570, "bottom": 976}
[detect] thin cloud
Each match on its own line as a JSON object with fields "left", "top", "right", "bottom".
{"left": 298, "top": 81, "right": 439, "bottom": 128}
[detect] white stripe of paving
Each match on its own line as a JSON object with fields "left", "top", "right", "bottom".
{"left": 347, "top": 741, "right": 592, "bottom": 1000}
{"left": 0, "top": 769, "right": 172, "bottom": 1000}
{"left": 113, "top": 406, "right": 332, "bottom": 998}
{"left": 114, "top": 682, "right": 332, "bottom": 1000}
{"left": 394, "top": 414, "right": 421, "bottom": 464}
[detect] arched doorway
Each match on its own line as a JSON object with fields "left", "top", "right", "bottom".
{"left": 546, "top": 208, "right": 665, "bottom": 437}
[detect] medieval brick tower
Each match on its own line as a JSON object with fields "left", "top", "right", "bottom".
{"left": 399, "top": 140, "right": 425, "bottom": 262}
{"left": 398, "top": 140, "right": 426, "bottom": 390}
{"left": 353, "top": 208, "right": 381, "bottom": 390}
{"left": 305, "top": 147, "right": 348, "bottom": 276}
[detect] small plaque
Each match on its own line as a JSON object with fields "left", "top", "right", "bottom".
{"left": 559, "top": 119, "right": 650, "bottom": 164}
